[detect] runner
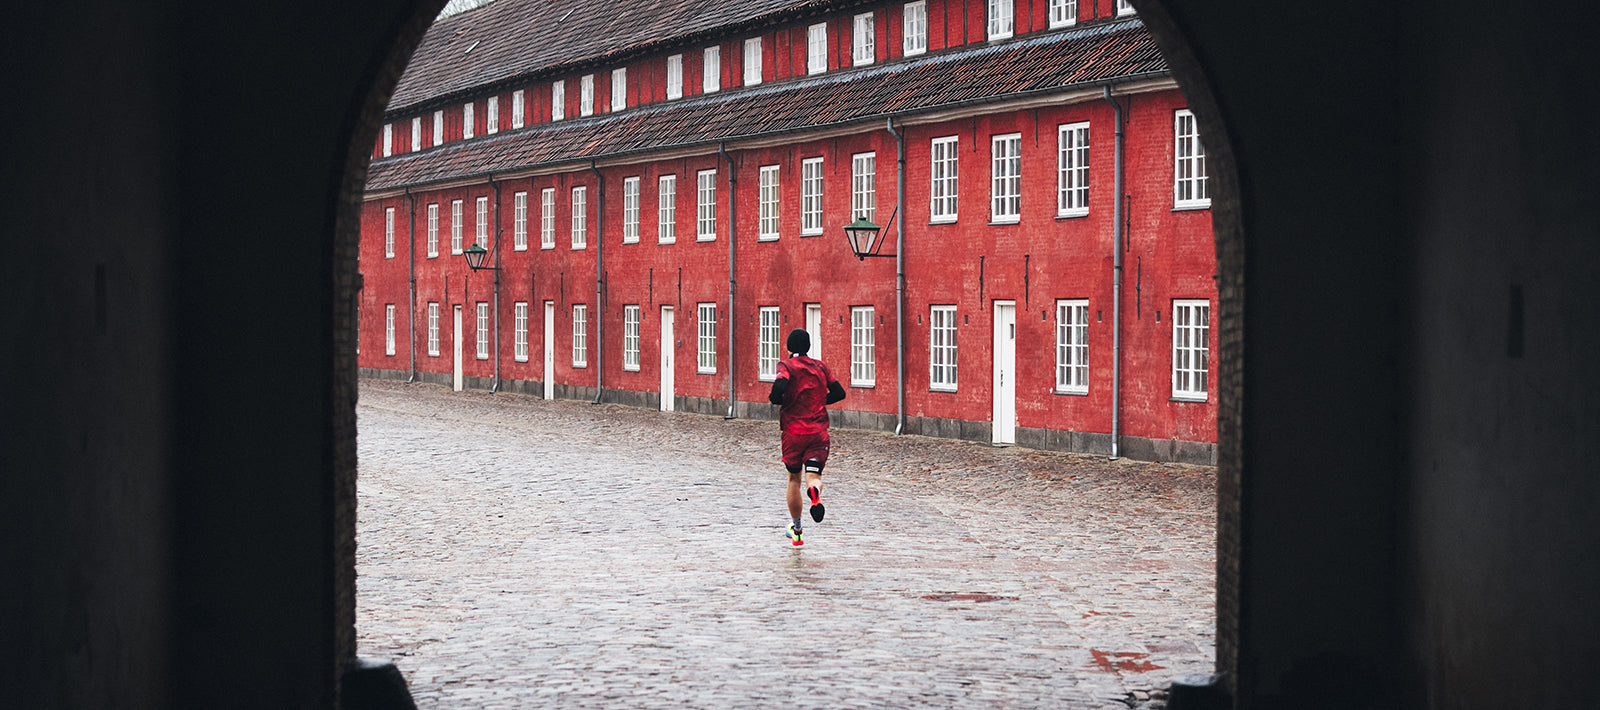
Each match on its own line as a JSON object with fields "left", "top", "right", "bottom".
{"left": 767, "top": 328, "right": 846, "bottom": 546}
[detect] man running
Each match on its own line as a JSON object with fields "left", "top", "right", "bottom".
{"left": 768, "top": 328, "right": 846, "bottom": 547}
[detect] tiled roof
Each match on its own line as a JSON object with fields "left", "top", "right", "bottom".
{"left": 368, "top": 19, "right": 1166, "bottom": 192}
{"left": 391, "top": 0, "right": 865, "bottom": 112}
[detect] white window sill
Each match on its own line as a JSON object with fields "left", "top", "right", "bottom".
{"left": 622, "top": 238, "right": 639, "bottom": 245}
{"left": 930, "top": 217, "right": 957, "bottom": 225}
{"left": 385, "top": 351, "right": 396, "bottom": 357}
{"left": 658, "top": 239, "right": 676, "bottom": 245}
{"left": 930, "top": 386, "right": 957, "bottom": 393}
{"left": 697, "top": 368, "right": 717, "bottom": 375}
{"left": 571, "top": 245, "right": 586, "bottom": 250}
{"left": 851, "top": 381, "right": 875, "bottom": 388}
{"left": 573, "top": 363, "right": 588, "bottom": 369}
{"left": 1173, "top": 200, "right": 1211, "bottom": 212}
{"left": 427, "top": 352, "right": 440, "bottom": 358}
{"left": 452, "top": 249, "right": 464, "bottom": 255}
{"left": 988, "top": 33, "right": 1013, "bottom": 42}
{"left": 696, "top": 236, "right": 716, "bottom": 242}
{"left": 476, "top": 355, "right": 488, "bottom": 361}
{"left": 1056, "top": 209, "right": 1089, "bottom": 219}
{"left": 1049, "top": 20, "right": 1076, "bottom": 29}
{"left": 515, "top": 357, "right": 529, "bottom": 363}
{"left": 990, "top": 217, "right": 1020, "bottom": 226}
{"left": 800, "top": 230, "right": 823, "bottom": 238}
{"left": 623, "top": 365, "right": 640, "bottom": 372}
{"left": 1171, "top": 394, "right": 1208, "bottom": 403}
{"left": 1055, "top": 388, "right": 1089, "bottom": 396}
{"left": 427, "top": 253, "right": 438, "bottom": 259}
{"left": 757, "top": 235, "right": 778, "bottom": 242}
{"left": 759, "top": 374, "right": 776, "bottom": 382}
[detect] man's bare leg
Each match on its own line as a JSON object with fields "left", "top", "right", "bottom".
{"left": 786, "top": 469, "right": 804, "bottom": 520}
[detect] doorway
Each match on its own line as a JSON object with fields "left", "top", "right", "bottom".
{"left": 805, "top": 303, "right": 822, "bottom": 362}
{"left": 543, "top": 300, "right": 554, "bottom": 400}
{"left": 992, "top": 301, "right": 1016, "bottom": 446}
{"left": 660, "top": 305, "right": 675, "bottom": 412}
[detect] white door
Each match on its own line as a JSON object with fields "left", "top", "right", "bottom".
{"left": 660, "top": 306, "right": 675, "bottom": 412}
{"left": 992, "top": 301, "right": 1016, "bottom": 445}
{"left": 805, "top": 303, "right": 822, "bottom": 362}
{"left": 543, "top": 301, "right": 555, "bottom": 400}
{"left": 453, "top": 304, "right": 464, "bottom": 392}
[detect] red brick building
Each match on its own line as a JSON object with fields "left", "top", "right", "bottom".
{"left": 360, "top": 0, "right": 1216, "bottom": 463}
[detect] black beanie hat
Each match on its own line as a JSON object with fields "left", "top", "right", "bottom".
{"left": 786, "top": 328, "right": 810, "bottom": 355}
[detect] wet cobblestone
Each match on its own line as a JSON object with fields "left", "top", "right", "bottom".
{"left": 356, "top": 380, "right": 1215, "bottom": 708}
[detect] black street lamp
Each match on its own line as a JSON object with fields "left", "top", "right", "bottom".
{"left": 462, "top": 243, "right": 500, "bottom": 271}
{"left": 842, "top": 206, "right": 898, "bottom": 260}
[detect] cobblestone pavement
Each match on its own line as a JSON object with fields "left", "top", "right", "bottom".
{"left": 356, "top": 380, "right": 1215, "bottom": 709}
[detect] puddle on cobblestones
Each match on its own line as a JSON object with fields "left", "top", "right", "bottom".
{"left": 1088, "top": 649, "right": 1165, "bottom": 673}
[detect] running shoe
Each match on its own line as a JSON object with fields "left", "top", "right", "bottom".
{"left": 786, "top": 523, "right": 804, "bottom": 547}
{"left": 807, "top": 486, "right": 825, "bottom": 523}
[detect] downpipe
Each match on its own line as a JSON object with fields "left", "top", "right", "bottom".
{"left": 719, "top": 143, "right": 738, "bottom": 420}
{"left": 886, "top": 118, "right": 906, "bottom": 436}
{"left": 406, "top": 188, "right": 417, "bottom": 383}
{"left": 589, "top": 161, "right": 604, "bottom": 404}
{"left": 490, "top": 178, "right": 502, "bottom": 393}
{"left": 1103, "top": 86, "right": 1124, "bottom": 460}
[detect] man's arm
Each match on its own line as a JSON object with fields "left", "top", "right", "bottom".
{"left": 768, "top": 377, "right": 789, "bottom": 405}
{"left": 825, "top": 380, "right": 846, "bottom": 404}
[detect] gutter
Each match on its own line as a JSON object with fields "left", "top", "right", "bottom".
{"left": 1103, "top": 85, "right": 1124, "bottom": 460}
{"left": 588, "top": 161, "right": 605, "bottom": 404}
{"left": 885, "top": 118, "right": 906, "bottom": 436}
{"left": 719, "top": 143, "right": 737, "bottom": 420}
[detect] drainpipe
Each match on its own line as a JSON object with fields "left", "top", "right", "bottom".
{"left": 1103, "top": 86, "right": 1124, "bottom": 460}
{"left": 886, "top": 118, "right": 906, "bottom": 436}
{"left": 589, "top": 161, "right": 604, "bottom": 404}
{"left": 719, "top": 143, "right": 738, "bottom": 420}
{"left": 490, "top": 177, "right": 502, "bottom": 393}
{"left": 406, "top": 188, "right": 417, "bottom": 383}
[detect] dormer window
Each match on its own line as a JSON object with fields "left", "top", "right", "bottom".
{"left": 704, "top": 46, "right": 721, "bottom": 92}
{"left": 667, "top": 54, "right": 684, "bottom": 99}
{"left": 743, "top": 38, "right": 762, "bottom": 86}
{"left": 552, "top": 80, "right": 565, "bottom": 120}
{"left": 580, "top": 74, "right": 594, "bottom": 116}
{"left": 853, "top": 13, "right": 875, "bottom": 66}
{"left": 611, "top": 68, "right": 626, "bottom": 111}
{"left": 988, "top": 0, "right": 1014, "bottom": 40}
{"left": 807, "top": 23, "right": 827, "bottom": 75}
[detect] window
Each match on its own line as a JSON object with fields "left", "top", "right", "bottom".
{"left": 611, "top": 67, "right": 626, "bottom": 111}
{"left": 382, "top": 123, "right": 392, "bottom": 157}
{"left": 852, "top": 306, "right": 876, "bottom": 386}
{"left": 433, "top": 109, "right": 444, "bottom": 146}
{"left": 852, "top": 152, "right": 876, "bottom": 222}
{"left": 930, "top": 305, "right": 958, "bottom": 390}
{"left": 514, "top": 302, "right": 529, "bottom": 362}
{"left": 540, "top": 187, "right": 555, "bottom": 249}
{"left": 623, "top": 305, "right": 641, "bottom": 371}
{"left": 1172, "top": 300, "right": 1209, "bottom": 400}
{"left": 1050, "top": 0, "right": 1078, "bottom": 28}
{"left": 1174, "top": 109, "right": 1210, "bottom": 209}
{"left": 384, "top": 207, "right": 395, "bottom": 258}
{"left": 903, "top": 1, "right": 927, "bottom": 56}
{"left": 486, "top": 95, "right": 499, "bottom": 134}
{"left": 475, "top": 196, "right": 488, "bottom": 248}
{"left": 463, "top": 102, "right": 474, "bottom": 139}
{"left": 666, "top": 54, "right": 684, "bottom": 99}
{"left": 513, "top": 191, "right": 528, "bottom": 250}
{"left": 758, "top": 307, "right": 781, "bottom": 380}
{"left": 697, "top": 303, "right": 717, "bottom": 374}
{"left": 1117, "top": 0, "right": 1136, "bottom": 16}
{"left": 411, "top": 117, "right": 421, "bottom": 152}
{"left": 572, "top": 304, "right": 588, "bottom": 367}
{"left": 703, "top": 46, "right": 721, "bottom": 93}
{"left": 450, "top": 199, "right": 464, "bottom": 254}
{"left": 551, "top": 80, "right": 565, "bottom": 121}
{"left": 1056, "top": 300, "right": 1089, "bottom": 394}
{"left": 622, "top": 176, "right": 640, "bottom": 244}
{"left": 475, "top": 302, "right": 489, "bottom": 360}
{"left": 991, "top": 133, "right": 1022, "bottom": 223}
{"left": 385, "top": 304, "right": 396, "bottom": 356}
{"left": 801, "top": 157, "right": 824, "bottom": 235}
{"left": 658, "top": 175, "right": 677, "bottom": 243}
{"left": 511, "top": 89, "right": 525, "bottom": 129}
{"left": 1058, "top": 122, "right": 1090, "bottom": 217}
{"left": 571, "top": 186, "right": 587, "bottom": 249}
{"left": 580, "top": 74, "right": 594, "bottom": 116}
{"left": 853, "top": 13, "right": 875, "bottom": 66}
{"left": 930, "top": 136, "right": 959, "bottom": 222}
{"left": 743, "top": 38, "right": 762, "bottom": 86}
{"left": 758, "top": 165, "right": 780, "bottom": 241}
{"left": 426, "top": 203, "right": 439, "bottom": 258}
{"left": 427, "top": 302, "right": 440, "bottom": 357}
{"left": 807, "top": 23, "right": 827, "bottom": 74}
{"left": 988, "top": 0, "right": 1014, "bottom": 40}
{"left": 697, "top": 169, "right": 717, "bottom": 241}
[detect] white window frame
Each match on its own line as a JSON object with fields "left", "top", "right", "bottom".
{"left": 758, "top": 165, "right": 780, "bottom": 241}
{"left": 385, "top": 304, "right": 396, "bottom": 356}
{"left": 801, "top": 157, "right": 824, "bottom": 235}
{"left": 427, "top": 302, "right": 440, "bottom": 357}
{"left": 807, "top": 23, "right": 828, "bottom": 75}
{"left": 580, "top": 74, "right": 595, "bottom": 116}
{"left": 851, "top": 306, "right": 876, "bottom": 387}
{"left": 1174, "top": 109, "right": 1211, "bottom": 209}
{"left": 572, "top": 304, "right": 589, "bottom": 367}
{"left": 930, "top": 136, "right": 959, "bottom": 223}
{"left": 988, "top": 0, "right": 1014, "bottom": 40}
{"left": 486, "top": 95, "right": 499, "bottom": 134}
{"left": 903, "top": 1, "right": 928, "bottom": 56}
{"left": 853, "top": 12, "right": 875, "bottom": 66}
{"left": 703, "top": 46, "right": 721, "bottom": 93}
{"left": 930, "top": 305, "right": 958, "bottom": 391}
{"left": 743, "top": 38, "right": 762, "bottom": 86}
{"left": 758, "top": 307, "right": 781, "bottom": 381}
{"left": 611, "top": 67, "right": 626, "bottom": 112}
{"left": 540, "top": 187, "right": 555, "bottom": 249}
{"left": 991, "top": 133, "right": 1022, "bottom": 223}
{"left": 426, "top": 203, "right": 439, "bottom": 258}
{"left": 463, "top": 102, "right": 474, "bottom": 139}
{"left": 411, "top": 117, "right": 421, "bottom": 152}
{"left": 1050, "top": 0, "right": 1078, "bottom": 28}
{"left": 382, "top": 123, "right": 392, "bottom": 157}
{"left": 474, "top": 196, "right": 488, "bottom": 248}
{"left": 551, "top": 80, "right": 565, "bottom": 121}
{"left": 511, "top": 89, "right": 525, "bottom": 129}
{"left": 432, "top": 109, "right": 444, "bottom": 146}
{"left": 696, "top": 169, "right": 717, "bottom": 241}
{"left": 475, "top": 302, "right": 489, "bottom": 360}
{"left": 697, "top": 303, "right": 717, "bottom": 374}
{"left": 623, "top": 305, "right": 641, "bottom": 371}
{"left": 1056, "top": 299, "right": 1089, "bottom": 394}
{"left": 514, "top": 302, "right": 529, "bottom": 362}
{"left": 513, "top": 191, "right": 528, "bottom": 250}
{"left": 622, "top": 176, "right": 640, "bottom": 244}
{"left": 571, "top": 185, "right": 587, "bottom": 249}
{"left": 384, "top": 207, "right": 395, "bottom": 258}
{"left": 1058, "top": 121, "right": 1090, "bottom": 217}
{"left": 1118, "top": 0, "right": 1136, "bottom": 16}
{"left": 658, "top": 174, "right": 677, "bottom": 243}
{"left": 450, "top": 199, "right": 464, "bottom": 254}
{"left": 666, "top": 54, "right": 684, "bottom": 99}
{"left": 852, "top": 152, "right": 876, "bottom": 222}
{"left": 1172, "top": 299, "right": 1210, "bottom": 401}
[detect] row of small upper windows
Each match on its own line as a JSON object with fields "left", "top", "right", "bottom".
{"left": 379, "top": 0, "right": 1137, "bottom": 158}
